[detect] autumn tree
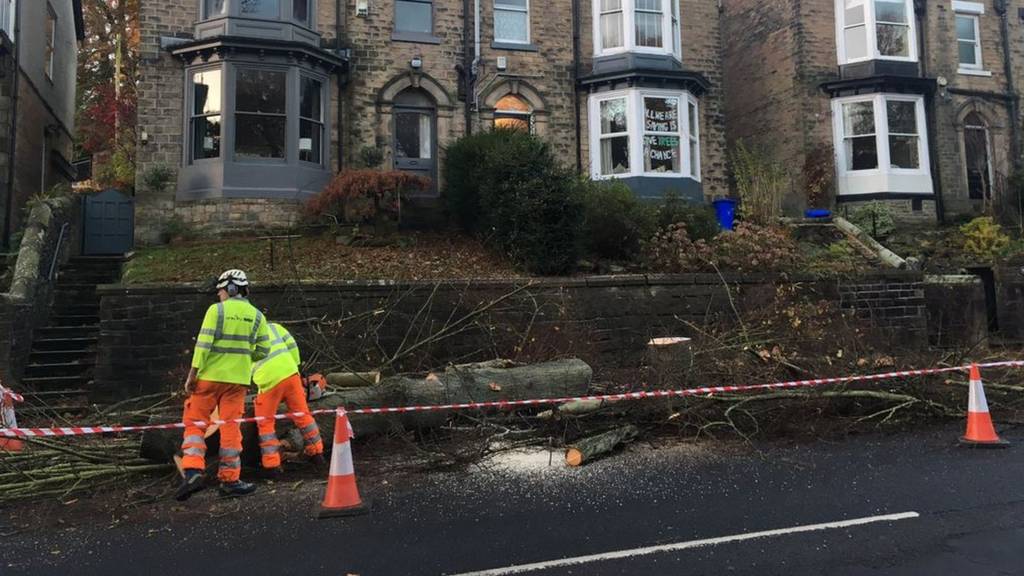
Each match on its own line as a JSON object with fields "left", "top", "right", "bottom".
{"left": 76, "top": 0, "right": 139, "bottom": 190}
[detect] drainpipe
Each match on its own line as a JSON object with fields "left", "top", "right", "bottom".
{"left": 916, "top": 0, "right": 945, "bottom": 222}
{"left": 995, "top": 0, "right": 1021, "bottom": 172}
{"left": 462, "top": 0, "right": 478, "bottom": 136}
{"left": 336, "top": 0, "right": 345, "bottom": 172}
{"left": 3, "top": 0, "right": 20, "bottom": 250}
{"left": 572, "top": 0, "right": 582, "bottom": 173}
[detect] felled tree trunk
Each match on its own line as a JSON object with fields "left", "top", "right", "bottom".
{"left": 325, "top": 371, "right": 381, "bottom": 388}
{"left": 141, "top": 358, "right": 593, "bottom": 464}
{"left": 565, "top": 425, "right": 638, "bottom": 467}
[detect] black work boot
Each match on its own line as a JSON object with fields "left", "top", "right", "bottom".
{"left": 218, "top": 480, "right": 257, "bottom": 498}
{"left": 258, "top": 466, "right": 284, "bottom": 480}
{"left": 307, "top": 453, "right": 326, "bottom": 470}
{"left": 175, "top": 469, "right": 206, "bottom": 502}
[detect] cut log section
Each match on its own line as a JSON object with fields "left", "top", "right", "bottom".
{"left": 326, "top": 371, "right": 382, "bottom": 388}
{"left": 565, "top": 425, "right": 638, "bottom": 467}
{"left": 141, "top": 358, "right": 593, "bottom": 463}
{"left": 537, "top": 399, "right": 606, "bottom": 420}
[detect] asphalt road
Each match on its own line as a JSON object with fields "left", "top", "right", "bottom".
{"left": 4, "top": 422, "right": 1023, "bottom": 575}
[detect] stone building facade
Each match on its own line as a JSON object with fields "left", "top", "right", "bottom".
{"left": 135, "top": 0, "right": 727, "bottom": 242}
{"left": 721, "top": 0, "right": 1023, "bottom": 221}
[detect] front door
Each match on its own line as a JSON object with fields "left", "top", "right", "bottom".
{"left": 393, "top": 99, "right": 437, "bottom": 196}
{"left": 83, "top": 189, "right": 134, "bottom": 255}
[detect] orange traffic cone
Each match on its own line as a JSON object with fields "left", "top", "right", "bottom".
{"left": 316, "top": 408, "right": 369, "bottom": 518}
{"left": 960, "top": 364, "right": 1009, "bottom": 448}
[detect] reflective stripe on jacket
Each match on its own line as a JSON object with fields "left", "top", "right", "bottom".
{"left": 191, "top": 297, "right": 271, "bottom": 386}
{"left": 252, "top": 322, "right": 301, "bottom": 393}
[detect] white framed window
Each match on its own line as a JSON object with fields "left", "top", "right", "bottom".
{"left": 593, "top": 0, "right": 681, "bottom": 59}
{"left": 831, "top": 93, "right": 932, "bottom": 196}
{"left": 495, "top": 0, "right": 529, "bottom": 44}
{"left": 953, "top": 2, "right": 986, "bottom": 74}
{"left": 0, "top": 0, "right": 16, "bottom": 41}
{"left": 589, "top": 88, "right": 700, "bottom": 180}
{"left": 835, "top": 0, "right": 917, "bottom": 64}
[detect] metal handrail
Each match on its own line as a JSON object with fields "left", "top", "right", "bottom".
{"left": 48, "top": 222, "right": 69, "bottom": 281}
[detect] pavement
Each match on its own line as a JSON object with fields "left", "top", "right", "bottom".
{"left": 3, "top": 422, "right": 1023, "bottom": 575}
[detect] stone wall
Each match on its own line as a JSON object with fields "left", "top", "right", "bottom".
{"left": 95, "top": 272, "right": 931, "bottom": 398}
{"left": 923, "top": 275, "right": 987, "bottom": 349}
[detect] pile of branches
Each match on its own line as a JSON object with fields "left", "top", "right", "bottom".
{"left": 0, "top": 437, "right": 171, "bottom": 504}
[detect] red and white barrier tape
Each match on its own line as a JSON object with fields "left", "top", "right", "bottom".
{"left": 2, "top": 360, "right": 1022, "bottom": 439}
{"left": 1, "top": 386, "right": 24, "bottom": 404}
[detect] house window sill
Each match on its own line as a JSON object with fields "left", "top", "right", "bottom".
{"left": 391, "top": 31, "right": 442, "bottom": 45}
{"left": 491, "top": 41, "right": 538, "bottom": 52}
{"left": 958, "top": 68, "right": 992, "bottom": 77}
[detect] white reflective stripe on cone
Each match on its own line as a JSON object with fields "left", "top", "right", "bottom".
{"left": 330, "top": 441, "right": 355, "bottom": 477}
{"left": 969, "top": 379, "right": 989, "bottom": 413}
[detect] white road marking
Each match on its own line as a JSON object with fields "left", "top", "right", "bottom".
{"left": 448, "top": 511, "right": 921, "bottom": 576}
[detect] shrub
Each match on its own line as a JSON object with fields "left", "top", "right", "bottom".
{"left": 444, "top": 129, "right": 583, "bottom": 275}
{"left": 848, "top": 201, "right": 896, "bottom": 239}
{"left": 646, "top": 222, "right": 802, "bottom": 273}
{"left": 160, "top": 215, "right": 197, "bottom": 244}
{"left": 142, "top": 165, "right": 175, "bottom": 195}
{"left": 731, "top": 140, "right": 786, "bottom": 226}
{"left": 577, "top": 179, "right": 656, "bottom": 260}
{"left": 306, "top": 169, "right": 431, "bottom": 225}
{"left": 961, "top": 216, "right": 1011, "bottom": 261}
{"left": 657, "top": 190, "right": 719, "bottom": 241}
{"left": 359, "top": 146, "right": 384, "bottom": 169}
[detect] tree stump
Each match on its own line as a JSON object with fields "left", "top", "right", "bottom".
{"left": 646, "top": 337, "right": 693, "bottom": 389}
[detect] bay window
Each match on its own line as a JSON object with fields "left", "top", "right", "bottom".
{"left": 495, "top": 0, "right": 529, "bottom": 44}
{"left": 831, "top": 94, "right": 931, "bottom": 196}
{"left": 240, "top": 0, "right": 279, "bottom": 17}
{"left": 593, "top": 0, "right": 680, "bottom": 58}
{"left": 590, "top": 89, "right": 700, "bottom": 180}
{"left": 835, "top": 0, "right": 916, "bottom": 63}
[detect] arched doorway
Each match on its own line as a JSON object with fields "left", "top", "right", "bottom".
{"left": 963, "top": 112, "right": 992, "bottom": 201}
{"left": 392, "top": 88, "right": 437, "bottom": 196}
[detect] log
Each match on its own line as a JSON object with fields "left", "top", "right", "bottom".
{"left": 326, "top": 371, "right": 382, "bottom": 388}
{"left": 536, "top": 399, "right": 606, "bottom": 420}
{"left": 140, "top": 358, "right": 593, "bottom": 463}
{"left": 565, "top": 425, "right": 638, "bottom": 467}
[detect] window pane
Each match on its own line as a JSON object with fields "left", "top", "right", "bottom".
{"left": 495, "top": 115, "right": 530, "bottom": 132}
{"left": 495, "top": 9, "right": 528, "bottom": 42}
{"left": 844, "top": 24, "right": 868, "bottom": 59}
{"left": 601, "top": 12, "right": 623, "bottom": 49}
{"left": 846, "top": 136, "right": 878, "bottom": 170}
{"left": 293, "top": 0, "right": 309, "bottom": 23}
{"left": 193, "top": 70, "right": 221, "bottom": 115}
{"left": 236, "top": 115, "right": 286, "bottom": 159}
{"left": 688, "top": 101, "right": 698, "bottom": 137}
{"left": 601, "top": 0, "right": 621, "bottom": 10}
{"left": 955, "top": 15, "right": 975, "bottom": 41}
{"left": 635, "top": 11, "right": 663, "bottom": 48}
{"left": 300, "top": 119, "right": 322, "bottom": 163}
{"left": 844, "top": 1, "right": 864, "bottom": 26}
{"left": 497, "top": 0, "right": 527, "bottom": 7}
{"left": 600, "top": 136, "right": 630, "bottom": 175}
{"left": 644, "top": 135, "right": 681, "bottom": 173}
{"left": 205, "top": 0, "right": 226, "bottom": 18}
{"left": 395, "top": 112, "right": 423, "bottom": 158}
{"left": 600, "top": 98, "right": 628, "bottom": 134}
{"left": 690, "top": 139, "right": 699, "bottom": 176}
{"left": 636, "top": 0, "right": 661, "bottom": 9}
{"left": 192, "top": 115, "right": 221, "bottom": 160}
{"left": 843, "top": 101, "right": 875, "bottom": 136}
{"left": 874, "top": 0, "right": 906, "bottom": 23}
{"left": 236, "top": 69, "right": 286, "bottom": 114}
{"left": 396, "top": 0, "right": 432, "bottom": 33}
{"left": 888, "top": 135, "right": 919, "bottom": 169}
{"left": 877, "top": 23, "right": 909, "bottom": 57}
{"left": 958, "top": 41, "right": 977, "bottom": 65}
{"left": 644, "top": 97, "right": 679, "bottom": 132}
{"left": 886, "top": 100, "right": 916, "bottom": 134}
{"left": 239, "top": 0, "right": 280, "bottom": 17}
{"left": 300, "top": 76, "right": 322, "bottom": 121}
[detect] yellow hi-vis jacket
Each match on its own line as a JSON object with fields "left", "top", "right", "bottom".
{"left": 191, "top": 297, "right": 271, "bottom": 386}
{"left": 252, "top": 322, "right": 301, "bottom": 393}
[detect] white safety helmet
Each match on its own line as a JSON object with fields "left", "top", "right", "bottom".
{"left": 216, "top": 269, "right": 250, "bottom": 291}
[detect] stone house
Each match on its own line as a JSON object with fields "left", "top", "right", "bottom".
{"left": 721, "top": 0, "right": 1023, "bottom": 221}
{"left": 135, "top": 0, "right": 727, "bottom": 241}
{"left": 0, "top": 0, "right": 85, "bottom": 250}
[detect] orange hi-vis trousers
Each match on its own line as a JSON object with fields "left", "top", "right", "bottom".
{"left": 253, "top": 373, "right": 324, "bottom": 469}
{"left": 181, "top": 381, "right": 246, "bottom": 483}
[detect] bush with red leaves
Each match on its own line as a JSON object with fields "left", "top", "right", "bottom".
{"left": 306, "top": 169, "right": 431, "bottom": 224}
